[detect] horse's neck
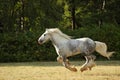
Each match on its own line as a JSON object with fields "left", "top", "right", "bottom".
{"left": 50, "top": 33, "right": 69, "bottom": 47}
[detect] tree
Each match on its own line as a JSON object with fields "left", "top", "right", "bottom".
{"left": 68, "top": 0, "right": 76, "bottom": 30}
{"left": 60, "top": 0, "right": 81, "bottom": 30}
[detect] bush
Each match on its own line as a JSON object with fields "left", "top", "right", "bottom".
{"left": 0, "top": 24, "right": 120, "bottom": 62}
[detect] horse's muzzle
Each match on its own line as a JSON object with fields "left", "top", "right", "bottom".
{"left": 38, "top": 40, "right": 43, "bottom": 45}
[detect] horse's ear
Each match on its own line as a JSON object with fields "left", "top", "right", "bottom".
{"left": 46, "top": 28, "right": 49, "bottom": 31}
{"left": 45, "top": 28, "right": 51, "bottom": 33}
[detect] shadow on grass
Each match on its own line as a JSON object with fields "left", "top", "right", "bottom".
{"left": 0, "top": 61, "right": 120, "bottom": 67}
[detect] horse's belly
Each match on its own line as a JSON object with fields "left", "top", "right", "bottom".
{"left": 67, "top": 50, "right": 81, "bottom": 57}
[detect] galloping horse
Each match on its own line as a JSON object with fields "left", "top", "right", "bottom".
{"left": 38, "top": 28, "right": 114, "bottom": 72}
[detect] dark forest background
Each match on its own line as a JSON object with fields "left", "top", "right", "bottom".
{"left": 0, "top": 0, "right": 120, "bottom": 62}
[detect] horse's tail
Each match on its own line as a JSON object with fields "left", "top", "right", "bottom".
{"left": 95, "top": 41, "right": 115, "bottom": 59}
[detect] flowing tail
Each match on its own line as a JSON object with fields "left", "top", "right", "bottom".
{"left": 95, "top": 41, "right": 115, "bottom": 59}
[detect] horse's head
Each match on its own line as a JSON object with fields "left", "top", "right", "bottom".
{"left": 38, "top": 29, "right": 51, "bottom": 44}
{"left": 38, "top": 28, "right": 71, "bottom": 44}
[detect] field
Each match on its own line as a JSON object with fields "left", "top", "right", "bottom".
{"left": 0, "top": 61, "right": 120, "bottom": 80}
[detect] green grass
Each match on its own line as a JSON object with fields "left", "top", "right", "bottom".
{"left": 0, "top": 61, "right": 120, "bottom": 80}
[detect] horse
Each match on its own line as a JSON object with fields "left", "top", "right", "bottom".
{"left": 38, "top": 28, "right": 114, "bottom": 72}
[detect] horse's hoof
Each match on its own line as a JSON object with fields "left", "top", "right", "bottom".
{"left": 89, "top": 67, "right": 92, "bottom": 70}
{"left": 88, "top": 63, "right": 96, "bottom": 70}
{"left": 80, "top": 67, "right": 88, "bottom": 72}
{"left": 69, "top": 67, "right": 77, "bottom": 72}
{"left": 72, "top": 67, "right": 77, "bottom": 72}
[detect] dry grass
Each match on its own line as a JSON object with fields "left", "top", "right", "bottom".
{"left": 0, "top": 61, "right": 120, "bottom": 80}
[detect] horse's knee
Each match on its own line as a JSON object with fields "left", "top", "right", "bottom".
{"left": 57, "top": 56, "right": 63, "bottom": 63}
{"left": 86, "top": 55, "right": 96, "bottom": 61}
{"left": 91, "top": 55, "right": 96, "bottom": 60}
{"left": 80, "top": 67, "right": 88, "bottom": 72}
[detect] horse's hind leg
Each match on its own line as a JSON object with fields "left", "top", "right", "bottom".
{"left": 80, "top": 55, "right": 96, "bottom": 72}
{"left": 86, "top": 55, "right": 96, "bottom": 70}
{"left": 80, "top": 56, "right": 89, "bottom": 72}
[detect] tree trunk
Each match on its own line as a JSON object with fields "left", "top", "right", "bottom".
{"left": 20, "top": 0, "right": 24, "bottom": 31}
{"left": 71, "top": 0, "right": 76, "bottom": 30}
{"left": 98, "top": 0, "right": 105, "bottom": 28}
{"left": 0, "top": 22, "right": 3, "bottom": 33}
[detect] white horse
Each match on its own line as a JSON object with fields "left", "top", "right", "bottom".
{"left": 38, "top": 28, "right": 114, "bottom": 72}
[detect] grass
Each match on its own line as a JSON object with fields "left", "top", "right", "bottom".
{"left": 0, "top": 61, "right": 120, "bottom": 80}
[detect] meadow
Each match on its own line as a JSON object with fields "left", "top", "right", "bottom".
{"left": 0, "top": 61, "right": 120, "bottom": 80}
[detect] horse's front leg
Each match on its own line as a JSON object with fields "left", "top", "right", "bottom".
{"left": 57, "top": 56, "right": 70, "bottom": 65}
{"left": 57, "top": 56, "right": 77, "bottom": 72}
{"left": 62, "top": 57, "right": 77, "bottom": 72}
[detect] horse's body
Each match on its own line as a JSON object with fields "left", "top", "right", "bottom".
{"left": 54, "top": 38, "right": 95, "bottom": 57}
{"left": 38, "top": 28, "right": 114, "bottom": 72}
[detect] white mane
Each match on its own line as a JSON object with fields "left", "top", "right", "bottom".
{"left": 46, "top": 28, "right": 71, "bottom": 40}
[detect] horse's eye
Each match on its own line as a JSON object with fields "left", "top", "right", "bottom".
{"left": 44, "top": 34, "right": 46, "bottom": 36}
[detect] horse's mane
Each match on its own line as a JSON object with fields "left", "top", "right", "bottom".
{"left": 46, "top": 28, "right": 71, "bottom": 40}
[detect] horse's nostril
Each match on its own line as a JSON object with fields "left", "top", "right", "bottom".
{"left": 38, "top": 40, "right": 43, "bottom": 44}
{"left": 40, "top": 40, "right": 43, "bottom": 43}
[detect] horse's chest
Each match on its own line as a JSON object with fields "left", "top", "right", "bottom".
{"left": 53, "top": 44, "right": 69, "bottom": 56}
